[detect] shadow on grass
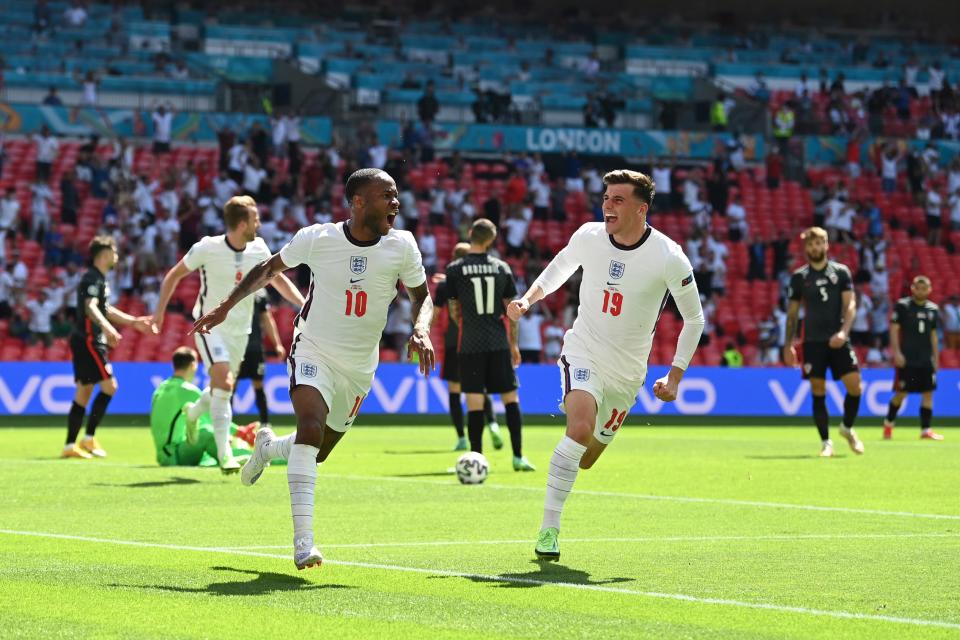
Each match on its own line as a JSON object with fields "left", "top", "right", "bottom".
{"left": 745, "top": 455, "right": 848, "bottom": 460}
{"left": 390, "top": 471, "right": 456, "bottom": 478}
{"left": 93, "top": 477, "right": 202, "bottom": 488}
{"left": 437, "top": 560, "right": 633, "bottom": 589}
{"left": 383, "top": 449, "right": 454, "bottom": 455}
{"left": 115, "top": 566, "right": 355, "bottom": 596}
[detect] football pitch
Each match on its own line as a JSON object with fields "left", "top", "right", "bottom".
{"left": 1, "top": 423, "right": 958, "bottom": 639}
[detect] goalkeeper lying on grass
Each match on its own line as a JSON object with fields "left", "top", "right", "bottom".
{"left": 150, "top": 347, "right": 265, "bottom": 467}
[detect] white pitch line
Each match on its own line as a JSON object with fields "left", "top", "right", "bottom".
{"left": 4, "top": 459, "right": 960, "bottom": 521}
{"left": 322, "top": 473, "right": 960, "bottom": 521}
{"left": 0, "top": 529, "right": 958, "bottom": 631}
{"left": 224, "top": 532, "right": 960, "bottom": 550}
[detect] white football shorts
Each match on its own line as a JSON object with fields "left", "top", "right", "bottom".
{"left": 557, "top": 354, "right": 643, "bottom": 444}
{"left": 287, "top": 343, "right": 373, "bottom": 433}
{"left": 195, "top": 328, "right": 248, "bottom": 375}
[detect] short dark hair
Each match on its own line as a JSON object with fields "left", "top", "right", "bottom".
{"left": 345, "top": 168, "right": 389, "bottom": 202}
{"left": 912, "top": 275, "right": 931, "bottom": 286}
{"left": 88, "top": 235, "right": 117, "bottom": 263}
{"left": 603, "top": 169, "right": 655, "bottom": 206}
{"left": 469, "top": 218, "right": 497, "bottom": 246}
{"left": 172, "top": 347, "right": 197, "bottom": 371}
{"left": 223, "top": 195, "right": 257, "bottom": 230}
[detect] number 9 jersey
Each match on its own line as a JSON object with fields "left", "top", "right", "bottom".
{"left": 531, "top": 222, "right": 700, "bottom": 386}
{"left": 278, "top": 221, "right": 426, "bottom": 376}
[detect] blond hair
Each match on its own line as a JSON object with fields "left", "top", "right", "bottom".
{"left": 224, "top": 195, "right": 257, "bottom": 230}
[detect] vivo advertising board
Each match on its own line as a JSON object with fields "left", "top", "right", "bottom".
{"left": 1, "top": 364, "right": 958, "bottom": 418}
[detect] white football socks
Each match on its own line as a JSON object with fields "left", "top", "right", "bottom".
{"left": 288, "top": 444, "right": 320, "bottom": 549}
{"left": 209, "top": 388, "right": 233, "bottom": 461}
{"left": 187, "top": 388, "right": 211, "bottom": 422}
{"left": 266, "top": 433, "right": 296, "bottom": 460}
{"left": 541, "top": 436, "right": 587, "bottom": 531}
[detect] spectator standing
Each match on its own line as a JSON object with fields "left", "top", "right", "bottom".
{"left": 925, "top": 186, "right": 943, "bottom": 246}
{"left": 152, "top": 105, "right": 174, "bottom": 154}
{"left": 30, "top": 177, "right": 54, "bottom": 242}
{"left": 517, "top": 308, "right": 545, "bottom": 363}
{"left": 651, "top": 158, "right": 674, "bottom": 209}
{"left": 419, "top": 227, "right": 437, "bottom": 276}
{"left": 948, "top": 188, "right": 960, "bottom": 231}
{"left": 851, "top": 290, "right": 873, "bottom": 346}
{"left": 880, "top": 145, "right": 900, "bottom": 193}
{"left": 725, "top": 194, "right": 748, "bottom": 242}
{"left": 33, "top": 126, "right": 59, "bottom": 182}
{"left": 26, "top": 291, "right": 58, "bottom": 346}
{"left": 943, "top": 295, "right": 960, "bottom": 349}
{"left": 0, "top": 187, "right": 20, "bottom": 238}
{"left": 747, "top": 234, "right": 767, "bottom": 281}
{"left": 417, "top": 81, "right": 439, "bottom": 124}
{"left": 870, "top": 294, "right": 891, "bottom": 346}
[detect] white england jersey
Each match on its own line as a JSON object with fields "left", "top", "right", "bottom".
{"left": 279, "top": 221, "right": 426, "bottom": 375}
{"left": 532, "top": 223, "right": 699, "bottom": 384}
{"left": 183, "top": 235, "right": 272, "bottom": 335}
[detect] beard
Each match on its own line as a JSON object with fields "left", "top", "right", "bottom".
{"left": 806, "top": 249, "right": 825, "bottom": 263}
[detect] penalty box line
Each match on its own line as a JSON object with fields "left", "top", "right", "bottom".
{"left": 0, "top": 529, "right": 959, "bottom": 631}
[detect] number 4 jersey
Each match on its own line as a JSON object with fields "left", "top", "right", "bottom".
{"left": 531, "top": 222, "right": 701, "bottom": 385}
{"left": 279, "top": 221, "right": 426, "bottom": 375}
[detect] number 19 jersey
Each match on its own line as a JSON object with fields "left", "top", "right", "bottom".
{"left": 531, "top": 223, "right": 697, "bottom": 385}
{"left": 279, "top": 221, "right": 426, "bottom": 375}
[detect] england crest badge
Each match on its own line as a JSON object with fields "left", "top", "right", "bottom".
{"left": 609, "top": 260, "right": 625, "bottom": 279}
{"left": 350, "top": 256, "right": 367, "bottom": 275}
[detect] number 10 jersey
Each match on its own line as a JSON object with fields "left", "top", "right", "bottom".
{"left": 279, "top": 222, "right": 426, "bottom": 376}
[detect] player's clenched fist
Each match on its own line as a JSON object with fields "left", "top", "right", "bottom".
{"left": 506, "top": 299, "right": 529, "bottom": 321}
{"left": 652, "top": 375, "right": 678, "bottom": 402}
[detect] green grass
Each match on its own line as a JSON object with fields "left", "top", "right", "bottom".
{"left": 1, "top": 423, "right": 958, "bottom": 639}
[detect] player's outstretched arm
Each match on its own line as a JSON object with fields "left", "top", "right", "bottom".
{"left": 191, "top": 253, "right": 292, "bottom": 335}
{"left": 406, "top": 281, "right": 436, "bottom": 376}
{"left": 268, "top": 272, "right": 305, "bottom": 308}
{"left": 152, "top": 259, "right": 192, "bottom": 332}
{"left": 507, "top": 285, "right": 545, "bottom": 321}
{"left": 106, "top": 305, "right": 157, "bottom": 335}
{"left": 84, "top": 298, "right": 122, "bottom": 348}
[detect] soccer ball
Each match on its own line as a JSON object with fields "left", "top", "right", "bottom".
{"left": 455, "top": 452, "right": 489, "bottom": 485}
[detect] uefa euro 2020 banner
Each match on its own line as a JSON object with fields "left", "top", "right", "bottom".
{"left": 1, "top": 363, "right": 959, "bottom": 417}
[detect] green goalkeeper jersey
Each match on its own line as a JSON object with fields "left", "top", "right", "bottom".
{"left": 150, "top": 375, "right": 204, "bottom": 464}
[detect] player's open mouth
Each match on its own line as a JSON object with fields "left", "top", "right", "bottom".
{"left": 387, "top": 213, "right": 397, "bottom": 227}
{"left": 604, "top": 214, "right": 618, "bottom": 224}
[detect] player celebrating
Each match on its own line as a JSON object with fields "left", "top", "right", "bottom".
{"left": 433, "top": 241, "right": 504, "bottom": 451}
{"left": 507, "top": 169, "right": 704, "bottom": 560}
{"left": 234, "top": 289, "right": 286, "bottom": 430}
{"left": 784, "top": 227, "right": 864, "bottom": 457}
{"left": 191, "top": 168, "right": 435, "bottom": 570}
{"left": 63, "top": 236, "right": 155, "bottom": 459}
{"left": 883, "top": 275, "right": 944, "bottom": 441}
{"left": 445, "top": 219, "right": 533, "bottom": 470}
{"left": 152, "top": 196, "right": 304, "bottom": 474}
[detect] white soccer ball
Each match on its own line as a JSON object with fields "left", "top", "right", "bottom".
{"left": 455, "top": 452, "right": 489, "bottom": 485}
